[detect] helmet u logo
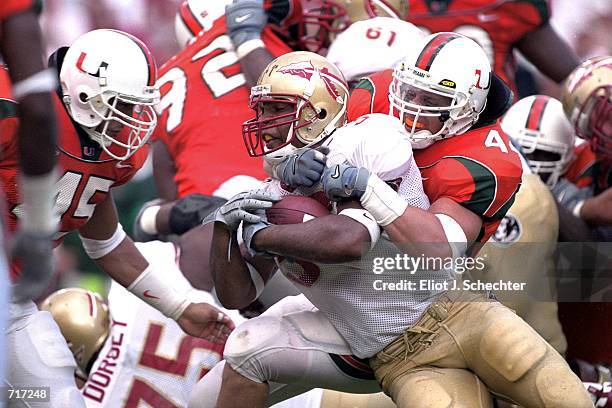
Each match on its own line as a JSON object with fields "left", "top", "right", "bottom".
{"left": 76, "top": 52, "right": 109, "bottom": 78}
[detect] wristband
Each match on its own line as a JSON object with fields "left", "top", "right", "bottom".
{"left": 127, "top": 264, "right": 191, "bottom": 320}
{"left": 236, "top": 39, "right": 265, "bottom": 59}
{"left": 79, "top": 224, "right": 127, "bottom": 259}
{"left": 19, "top": 171, "right": 59, "bottom": 234}
{"left": 139, "top": 205, "right": 161, "bottom": 235}
{"left": 338, "top": 208, "right": 381, "bottom": 248}
{"left": 360, "top": 174, "right": 408, "bottom": 226}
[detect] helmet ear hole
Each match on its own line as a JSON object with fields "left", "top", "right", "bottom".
{"left": 79, "top": 92, "right": 88, "bottom": 103}
{"left": 318, "top": 109, "right": 328, "bottom": 120}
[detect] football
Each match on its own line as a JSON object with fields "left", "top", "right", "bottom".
{"left": 266, "top": 195, "right": 330, "bottom": 225}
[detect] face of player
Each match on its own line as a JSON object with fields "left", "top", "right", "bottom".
{"left": 257, "top": 101, "right": 304, "bottom": 151}
{"left": 525, "top": 149, "right": 561, "bottom": 184}
{"left": 396, "top": 85, "right": 453, "bottom": 135}
{"left": 94, "top": 99, "right": 135, "bottom": 137}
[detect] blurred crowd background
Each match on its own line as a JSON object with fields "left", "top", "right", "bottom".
{"left": 37, "top": 0, "right": 612, "bottom": 300}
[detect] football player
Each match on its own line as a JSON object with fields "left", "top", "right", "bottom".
{"left": 557, "top": 56, "right": 612, "bottom": 235}
{"left": 254, "top": 38, "right": 591, "bottom": 407}
{"left": 554, "top": 56, "right": 612, "bottom": 387}
{"left": 405, "top": 0, "right": 579, "bottom": 98}
{"left": 502, "top": 94, "right": 611, "bottom": 407}
{"left": 0, "top": 29, "right": 233, "bottom": 407}
{"left": 0, "top": 0, "right": 59, "bottom": 386}
{"left": 200, "top": 49, "right": 590, "bottom": 407}
{"left": 190, "top": 51, "right": 422, "bottom": 408}
{"left": 492, "top": 94, "right": 576, "bottom": 355}
{"left": 40, "top": 240, "right": 244, "bottom": 407}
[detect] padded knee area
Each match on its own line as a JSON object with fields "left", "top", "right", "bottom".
{"left": 391, "top": 372, "right": 453, "bottom": 408}
{"left": 223, "top": 316, "right": 288, "bottom": 382}
{"left": 390, "top": 370, "right": 493, "bottom": 408}
{"left": 480, "top": 316, "right": 546, "bottom": 382}
{"left": 224, "top": 316, "right": 286, "bottom": 363}
{"left": 535, "top": 358, "right": 594, "bottom": 408}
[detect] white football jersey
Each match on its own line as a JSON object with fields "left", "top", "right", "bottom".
{"left": 264, "top": 114, "right": 448, "bottom": 358}
{"left": 81, "top": 241, "right": 245, "bottom": 408}
{"left": 327, "top": 17, "right": 425, "bottom": 82}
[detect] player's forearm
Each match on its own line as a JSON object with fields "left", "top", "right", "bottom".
{"left": 211, "top": 223, "right": 257, "bottom": 309}
{"left": 578, "top": 196, "right": 612, "bottom": 227}
{"left": 238, "top": 47, "right": 275, "bottom": 88}
{"left": 253, "top": 215, "right": 370, "bottom": 263}
{"left": 383, "top": 206, "right": 454, "bottom": 259}
{"left": 516, "top": 23, "right": 579, "bottom": 83}
{"left": 556, "top": 201, "right": 596, "bottom": 242}
{"left": 94, "top": 237, "right": 149, "bottom": 287}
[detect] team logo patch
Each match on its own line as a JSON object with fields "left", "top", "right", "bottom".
{"left": 492, "top": 214, "right": 522, "bottom": 245}
{"left": 278, "top": 61, "right": 344, "bottom": 103}
{"left": 439, "top": 79, "right": 456, "bottom": 88}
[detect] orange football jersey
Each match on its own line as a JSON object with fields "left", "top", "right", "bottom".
{"left": 348, "top": 69, "right": 523, "bottom": 243}
{"left": 0, "top": 0, "right": 34, "bottom": 21}
{"left": 564, "top": 142, "right": 612, "bottom": 194}
{"left": 153, "top": 15, "right": 293, "bottom": 197}
{"left": 406, "top": 0, "right": 550, "bottom": 98}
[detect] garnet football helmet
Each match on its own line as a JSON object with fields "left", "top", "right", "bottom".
{"left": 502, "top": 95, "right": 575, "bottom": 187}
{"left": 561, "top": 56, "right": 612, "bottom": 161}
{"left": 40, "top": 288, "right": 110, "bottom": 377}
{"left": 299, "top": 0, "right": 409, "bottom": 52}
{"left": 389, "top": 32, "right": 491, "bottom": 148}
{"left": 243, "top": 51, "right": 348, "bottom": 163}
{"left": 59, "top": 29, "right": 160, "bottom": 161}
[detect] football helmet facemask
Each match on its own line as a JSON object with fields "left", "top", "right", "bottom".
{"left": 40, "top": 288, "right": 110, "bottom": 378}
{"left": 562, "top": 55, "right": 612, "bottom": 161}
{"left": 389, "top": 32, "right": 491, "bottom": 148}
{"left": 502, "top": 95, "right": 576, "bottom": 187}
{"left": 60, "top": 29, "right": 160, "bottom": 161}
{"left": 243, "top": 51, "right": 348, "bottom": 164}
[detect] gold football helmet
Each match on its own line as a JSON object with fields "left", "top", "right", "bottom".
{"left": 561, "top": 56, "right": 612, "bottom": 160}
{"left": 40, "top": 288, "right": 110, "bottom": 376}
{"left": 243, "top": 51, "right": 348, "bottom": 162}
{"left": 299, "top": 0, "right": 409, "bottom": 52}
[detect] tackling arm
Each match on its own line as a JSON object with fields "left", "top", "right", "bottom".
{"left": 79, "top": 193, "right": 234, "bottom": 342}
{"left": 383, "top": 198, "right": 482, "bottom": 259}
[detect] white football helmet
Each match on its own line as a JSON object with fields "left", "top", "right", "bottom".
{"left": 60, "top": 29, "right": 160, "bottom": 161}
{"left": 389, "top": 32, "right": 492, "bottom": 148}
{"left": 243, "top": 51, "right": 348, "bottom": 164}
{"left": 502, "top": 95, "right": 576, "bottom": 187}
